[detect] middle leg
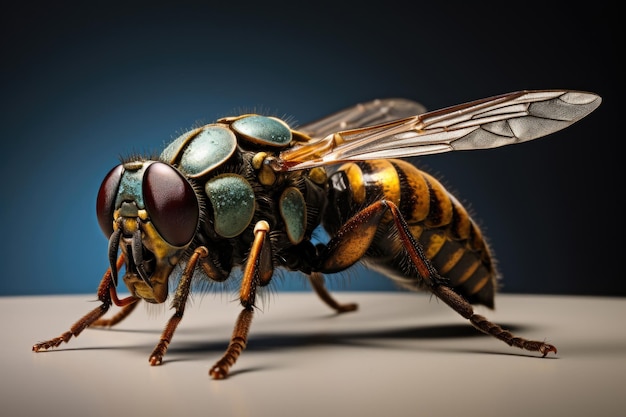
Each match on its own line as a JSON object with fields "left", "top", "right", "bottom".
{"left": 209, "top": 221, "right": 273, "bottom": 379}
{"left": 308, "top": 271, "right": 358, "bottom": 313}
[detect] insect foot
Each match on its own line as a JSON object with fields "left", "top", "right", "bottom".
{"left": 149, "top": 355, "right": 163, "bottom": 366}
{"left": 32, "top": 334, "right": 70, "bottom": 351}
{"left": 536, "top": 342, "right": 558, "bottom": 357}
{"left": 149, "top": 341, "right": 169, "bottom": 366}
{"left": 469, "top": 314, "right": 558, "bottom": 357}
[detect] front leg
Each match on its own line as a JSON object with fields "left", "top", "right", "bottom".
{"left": 148, "top": 246, "right": 208, "bottom": 365}
{"left": 92, "top": 301, "right": 140, "bottom": 327}
{"left": 33, "top": 255, "right": 138, "bottom": 351}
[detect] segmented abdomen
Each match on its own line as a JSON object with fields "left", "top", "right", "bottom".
{"left": 326, "top": 159, "right": 497, "bottom": 308}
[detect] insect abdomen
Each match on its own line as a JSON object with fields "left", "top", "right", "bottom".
{"left": 325, "top": 159, "right": 497, "bottom": 308}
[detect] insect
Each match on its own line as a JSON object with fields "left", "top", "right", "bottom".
{"left": 33, "top": 90, "right": 601, "bottom": 379}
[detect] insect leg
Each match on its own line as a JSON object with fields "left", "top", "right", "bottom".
{"left": 317, "top": 199, "right": 557, "bottom": 357}
{"left": 91, "top": 301, "right": 140, "bottom": 327}
{"left": 209, "top": 221, "right": 272, "bottom": 379}
{"left": 318, "top": 201, "right": 387, "bottom": 273}
{"left": 308, "top": 271, "right": 358, "bottom": 313}
{"left": 384, "top": 201, "right": 558, "bottom": 357}
{"left": 32, "top": 254, "right": 138, "bottom": 351}
{"left": 148, "top": 246, "right": 208, "bottom": 366}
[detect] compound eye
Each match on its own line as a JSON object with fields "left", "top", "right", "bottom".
{"left": 96, "top": 164, "right": 124, "bottom": 237}
{"left": 143, "top": 162, "right": 199, "bottom": 247}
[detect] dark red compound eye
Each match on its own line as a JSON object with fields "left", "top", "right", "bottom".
{"left": 96, "top": 164, "right": 124, "bottom": 237}
{"left": 143, "top": 162, "right": 199, "bottom": 247}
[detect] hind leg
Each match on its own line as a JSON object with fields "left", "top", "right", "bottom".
{"left": 315, "top": 199, "right": 557, "bottom": 356}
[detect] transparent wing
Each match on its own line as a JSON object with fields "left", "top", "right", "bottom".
{"left": 278, "top": 90, "right": 601, "bottom": 171}
{"left": 297, "top": 98, "right": 427, "bottom": 140}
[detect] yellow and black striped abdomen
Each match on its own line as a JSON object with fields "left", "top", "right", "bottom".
{"left": 325, "top": 159, "right": 497, "bottom": 308}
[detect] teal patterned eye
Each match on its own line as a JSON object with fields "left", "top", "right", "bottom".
{"left": 279, "top": 187, "right": 306, "bottom": 244}
{"left": 231, "top": 115, "right": 292, "bottom": 147}
{"left": 205, "top": 174, "right": 255, "bottom": 238}
{"left": 161, "top": 125, "right": 237, "bottom": 178}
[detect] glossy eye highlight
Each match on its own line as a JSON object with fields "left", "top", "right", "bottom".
{"left": 143, "top": 162, "right": 199, "bottom": 247}
{"left": 96, "top": 164, "right": 124, "bottom": 237}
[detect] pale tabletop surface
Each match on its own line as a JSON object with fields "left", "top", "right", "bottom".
{"left": 3, "top": 292, "right": 625, "bottom": 417}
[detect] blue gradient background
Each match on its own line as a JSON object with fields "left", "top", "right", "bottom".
{"left": 1, "top": 2, "right": 620, "bottom": 296}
